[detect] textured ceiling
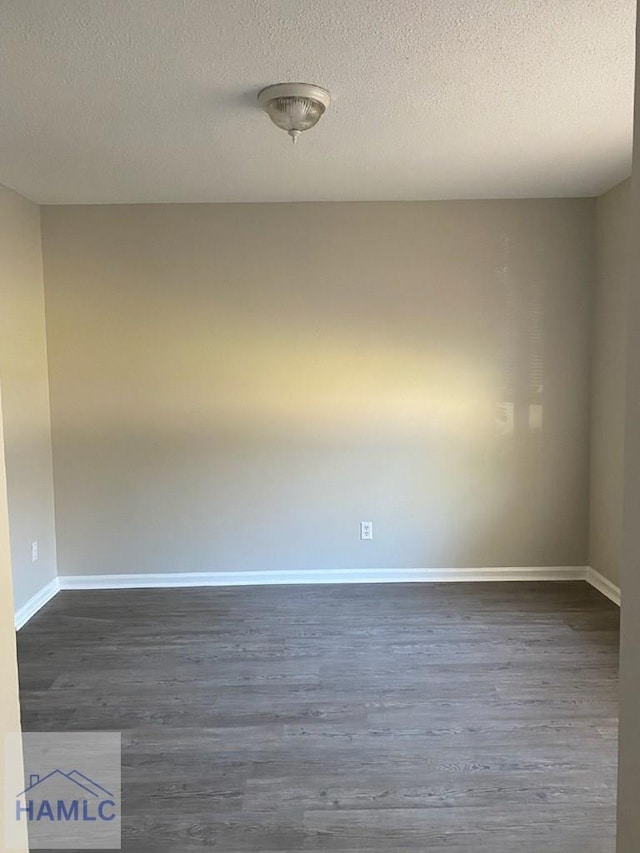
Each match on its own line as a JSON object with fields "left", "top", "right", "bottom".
{"left": 0, "top": 0, "right": 635, "bottom": 204}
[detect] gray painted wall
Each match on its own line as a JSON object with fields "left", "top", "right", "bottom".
{"left": 0, "top": 184, "right": 57, "bottom": 611}
{"left": 590, "top": 179, "right": 631, "bottom": 585}
{"left": 41, "top": 200, "right": 594, "bottom": 578}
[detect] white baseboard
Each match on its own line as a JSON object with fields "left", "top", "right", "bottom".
{"left": 17, "top": 565, "right": 619, "bottom": 629}
{"left": 585, "top": 566, "right": 621, "bottom": 606}
{"left": 58, "top": 566, "right": 586, "bottom": 591}
{"left": 14, "top": 577, "right": 60, "bottom": 630}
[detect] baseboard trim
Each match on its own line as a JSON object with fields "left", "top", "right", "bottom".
{"left": 18, "top": 566, "right": 618, "bottom": 627}
{"left": 14, "top": 577, "right": 60, "bottom": 630}
{"left": 58, "top": 566, "right": 586, "bottom": 591}
{"left": 585, "top": 566, "right": 621, "bottom": 606}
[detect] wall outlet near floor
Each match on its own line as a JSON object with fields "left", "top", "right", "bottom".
{"left": 360, "top": 521, "right": 373, "bottom": 541}
{"left": 31, "top": 540, "right": 38, "bottom": 562}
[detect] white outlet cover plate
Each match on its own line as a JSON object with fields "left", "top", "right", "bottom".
{"left": 360, "top": 522, "right": 373, "bottom": 540}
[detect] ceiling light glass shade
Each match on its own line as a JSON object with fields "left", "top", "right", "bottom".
{"left": 258, "top": 83, "right": 331, "bottom": 143}
{"left": 266, "top": 97, "right": 325, "bottom": 135}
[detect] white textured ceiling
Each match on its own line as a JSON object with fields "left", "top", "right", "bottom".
{"left": 0, "top": 0, "right": 635, "bottom": 204}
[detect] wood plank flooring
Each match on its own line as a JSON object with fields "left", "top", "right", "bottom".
{"left": 17, "top": 581, "right": 619, "bottom": 852}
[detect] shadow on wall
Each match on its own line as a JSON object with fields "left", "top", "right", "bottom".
{"left": 52, "top": 267, "right": 577, "bottom": 574}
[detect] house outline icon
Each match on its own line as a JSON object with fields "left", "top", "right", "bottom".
{"left": 17, "top": 769, "right": 114, "bottom": 799}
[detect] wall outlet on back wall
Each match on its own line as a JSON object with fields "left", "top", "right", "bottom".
{"left": 360, "top": 522, "right": 373, "bottom": 541}
{"left": 31, "top": 540, "right": 38, "bottom": 562}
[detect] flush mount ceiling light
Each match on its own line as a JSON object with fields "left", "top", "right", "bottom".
{"left": 258, "top": 83, "right": 331, "bottom": 144}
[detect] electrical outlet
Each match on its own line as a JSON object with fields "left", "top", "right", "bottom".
{"left": 360, "top": 521, "right": 373, "bottom": 540}
{"left": 31, "top": 540, "right": 39, "bottom": 562}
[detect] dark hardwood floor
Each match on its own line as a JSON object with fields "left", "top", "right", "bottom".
{"left": 17, "top": 581, "right": 619, "bottom": 852}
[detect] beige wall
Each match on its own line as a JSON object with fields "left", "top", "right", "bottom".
{"left": 617, "top": 5, "right": 640, "bottom": 847}
{"left": 41, "top": 200, "right": 594, "bottom": 577}
{"left": 0, "top": 184, "right": 57, "bottom": 613}
{"left": 590, "top": 179, "right": 632, "bottom": 585}
{"left": 0, "top": 386, "right": 28, "bottom": 851}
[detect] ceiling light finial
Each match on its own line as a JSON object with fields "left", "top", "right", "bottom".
{"left": 258, "top": 83, "right": 331, "bottom": 143}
